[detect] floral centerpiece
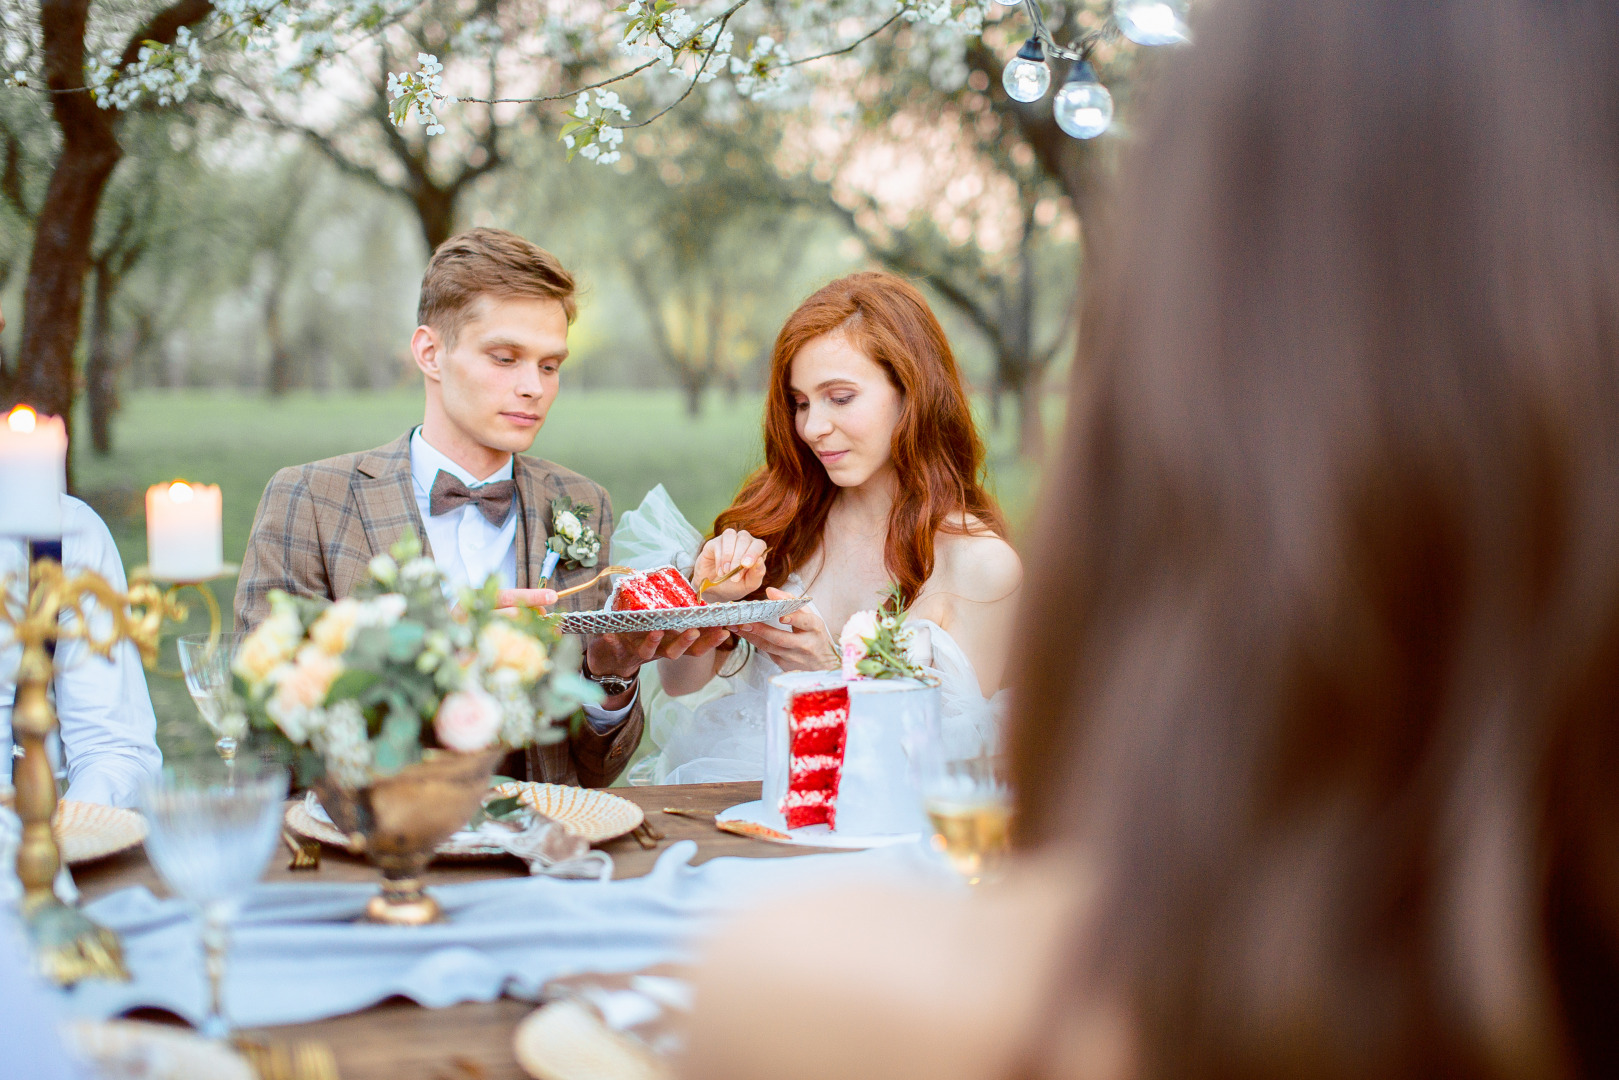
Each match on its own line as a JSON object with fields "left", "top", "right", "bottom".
{"left": 232, "top": 531, "right": 598, "bottom": 785}
{"left": 229, "top": 532, "right": 600, "bottom": 923}
{"left": 838, "top": 584, "right": 936, "bottom": 683}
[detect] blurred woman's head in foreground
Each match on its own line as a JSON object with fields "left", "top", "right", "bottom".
{"left": 1012, "top": 0, "right": 1619, "bottom": 1076}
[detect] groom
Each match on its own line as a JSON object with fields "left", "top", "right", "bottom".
{"left": 236, "top": 228, "right": 725, "bottom": 787}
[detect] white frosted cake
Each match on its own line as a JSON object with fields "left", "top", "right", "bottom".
{"left": 762, "top": 670, "right": 938, "bottom": 837}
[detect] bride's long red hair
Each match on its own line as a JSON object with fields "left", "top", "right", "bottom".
{"left": 714, "top": 272, "right": 1005, "bottom": 606}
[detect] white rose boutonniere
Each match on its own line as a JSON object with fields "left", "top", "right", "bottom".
{"left": 546, "top": 496, "right": 602, "bottom": 569}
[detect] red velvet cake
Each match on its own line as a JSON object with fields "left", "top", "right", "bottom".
{"left": 781, "top": 687, "right": 850, "bottom": 829}
{"left": 610, "top": 566, "right": 705, "bottom": 611}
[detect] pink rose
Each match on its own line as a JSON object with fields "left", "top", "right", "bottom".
{"left": 433, "top": 690, "right": 502, "bottom": 753}
{"left": 839, "top": 609, "right": 880, "bottom": 680}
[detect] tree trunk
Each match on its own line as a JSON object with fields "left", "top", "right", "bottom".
{"left": 1017, "top": 370, "right": 1046, "bottom": 461}
{"left": 15, "top": 0, "right": 121, "bottom": 445}
{"left": 684, "top": 379, "right": 704, "bottom": 418}
{"left": 86, "top": 260, "right": 119, "bottom": 455}
{"left": 412, "top": 183, "right": 456, "bottom": 253}
{"left": 264, "top": 283, "right": 295, "bottom": 395}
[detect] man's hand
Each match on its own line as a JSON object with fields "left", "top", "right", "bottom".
{"left": 584, "top": 627, "right": 730, "bottom": 709}
{"left": 495, "top": 587, "right": 558, "bottom": 613}
{"left": 587, "top": 627, "right": 731, "bottom": 676}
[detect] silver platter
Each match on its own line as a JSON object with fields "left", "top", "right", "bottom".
{"left": 558, "top": 596, "right": 809, "bottom": 635}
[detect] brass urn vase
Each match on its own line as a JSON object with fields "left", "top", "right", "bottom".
{"left": 313, "top": 746, "right": 503, "bottom": 925}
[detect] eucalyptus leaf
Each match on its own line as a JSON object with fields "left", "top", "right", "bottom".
{"left": 386, "top": 622, "right": 426, "bottom": 663}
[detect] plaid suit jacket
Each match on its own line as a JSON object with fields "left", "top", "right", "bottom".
{"left": 235, "top": 433, "right": 640, "bottom": 787}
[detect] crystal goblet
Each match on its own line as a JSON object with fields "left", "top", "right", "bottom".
{"left": 138, "top": 757, "right": 288, "bottom": 1040}
{"left": 177, "top": 633, "right": 248, "bottom": 768}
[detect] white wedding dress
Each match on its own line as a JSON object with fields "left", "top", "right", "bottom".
{"left": 612, "top": 487, "right": 1008, "bottom": 786}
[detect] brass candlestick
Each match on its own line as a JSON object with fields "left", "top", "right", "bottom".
{"left": 1, "top": 556, "right": 187, "bottom": 985}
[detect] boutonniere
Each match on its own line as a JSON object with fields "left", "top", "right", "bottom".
{"left": 546, "top": 496, "right": 602, "bottom": 569}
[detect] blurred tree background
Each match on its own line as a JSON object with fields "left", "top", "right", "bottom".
{"left": 0, "top": 0, "right": 1164, "bottom": 601}
{"left": 0, "top": 0, "right": 1170, "bottom": 758}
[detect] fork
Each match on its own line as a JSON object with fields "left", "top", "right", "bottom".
{"left": 553, "top": 565, "right": 635, "bottom": 600}
{"left": 696, "top": 549, "right": 767, "bottom": 600}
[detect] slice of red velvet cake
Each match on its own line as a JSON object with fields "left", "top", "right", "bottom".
{"left": 610, "top": 566, "right": 705, "bottom": 611}
{"left": 780, "top": 687, "right": 850, "bottom": 829}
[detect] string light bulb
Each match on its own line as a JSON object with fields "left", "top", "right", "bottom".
{"left": 1114, "top": 0, "right": 1190, "bottom": 47}
{"left": 1002, "top": 36, "right": 1050, "bottom": 103}
{"left": 1052, "top": 61, "right": 1113, "bottom": 139}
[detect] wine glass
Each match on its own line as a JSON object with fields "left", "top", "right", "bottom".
{"left": 917, "top": 722, "right": 1013, "bottom": 886}
{"left": 177, "top": 633, "right": 247, "bottom": 766}
{"left": 138, "top": 757, "right": 288, "bottom": 1040}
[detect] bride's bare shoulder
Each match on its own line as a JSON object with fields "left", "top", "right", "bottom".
{"left": 935, "top": 518, "right": 1022, "bottom": 605}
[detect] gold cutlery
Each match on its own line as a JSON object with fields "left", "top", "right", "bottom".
{"left": 552, "top": 565, "right": 634, "bottom": 600}
{"left": 283, "top": 828, "right": 320, "bottom": 871}
{"left": 695, "top": 550, "right": 766, "bottom": 600}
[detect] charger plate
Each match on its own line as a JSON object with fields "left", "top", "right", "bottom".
{"left": 66, "top": 1019, "right": 254, "bottom": 1080}
{"left": 558, "top": 596, "right": 808, "bottom": 635}
{"left": 55, "top": 800, "right": 147, "bottom": 864}
{"left": 286, "top": 782, "right": 643, "bottom": 856}
{"left": 489, "top": 781, "right": 644, "bottom": 843}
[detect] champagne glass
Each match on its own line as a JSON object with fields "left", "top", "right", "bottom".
{"left": 138, "top": 757, "right": 288, "bottom": 1040}
{"left": 918, "top": 723, "right": 1013, "bottom": 886}
{"left": 178, "top": 633, "right": 247, "bottom": 766}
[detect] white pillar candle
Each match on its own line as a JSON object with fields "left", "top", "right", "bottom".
{"left": 0, "top": 405, "right": 66, "bottom": 539}
{"left": 145, "top": 481, "right": 224, "bottom": 581}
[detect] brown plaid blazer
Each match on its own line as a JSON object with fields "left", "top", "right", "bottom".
{"left": 235, "top": 433, "right": 640, "bottom": 788}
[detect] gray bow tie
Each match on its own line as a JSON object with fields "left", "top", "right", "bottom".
{"left": 429, "top": 470, "right": 515, "bottom": 525}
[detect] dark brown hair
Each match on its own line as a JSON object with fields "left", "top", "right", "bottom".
{"left": 418, "top": 227, "right": 577, "bottom": 344}
{"left": 1011, "top": 1, "right": 1619, "bottom": 1076}
{"left": 715, "top": 272, "right": 1005, "bottom": 605}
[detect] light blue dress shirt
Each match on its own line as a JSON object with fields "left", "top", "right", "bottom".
{"left": 0, "top": 497, "right": 163, "bottom": 808}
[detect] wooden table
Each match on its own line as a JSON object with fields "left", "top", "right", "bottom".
{"left": 73, "top": 781, "right": 835, "bottom": 1080}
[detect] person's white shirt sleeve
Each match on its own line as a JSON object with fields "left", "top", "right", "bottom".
{"left": 0, "top": 497, "right": 163, "bottom": 808}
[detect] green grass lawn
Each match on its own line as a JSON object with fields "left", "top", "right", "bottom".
{"left": 70, "top": 387, "right": 1055, "bottom": 761}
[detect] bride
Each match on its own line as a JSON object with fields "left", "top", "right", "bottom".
{"left": 629, "top": 272, "right": 1022, "bottom": 785}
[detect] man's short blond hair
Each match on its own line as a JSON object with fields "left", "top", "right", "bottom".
{"left": 417, "top": 228, "right": 577, "bottom": 345}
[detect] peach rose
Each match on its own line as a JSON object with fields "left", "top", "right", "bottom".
{"left": 234, "top": 609, "right": 302, "bottom": 685}
{"left": 271, "top": 646, "right": 343, "bottom": 713}
{"left": 434, "top": 689, "right": 502, "bottom": 752}
{"left": 309, "top": 598, "right": 362, "bottom": 657}
{"left": 477, "top": 621, "right": 549, "bottom": 683}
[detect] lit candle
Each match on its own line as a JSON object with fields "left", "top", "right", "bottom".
{"left": 145, "top": 480, "right": 223, "bottom": 581}
{"left": 0, "top": 405, "right": 66, "bottom": 539}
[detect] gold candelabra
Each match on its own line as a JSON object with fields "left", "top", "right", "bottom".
{"left": 2, "top": 556, "right": 191, "bottom": 985}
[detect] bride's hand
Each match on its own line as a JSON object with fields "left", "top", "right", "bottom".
{"left": 734, "top": 588, "right": 839, "bottom": 672}
{"left": 694, "top": 529, "right": 767, "bottom": 603}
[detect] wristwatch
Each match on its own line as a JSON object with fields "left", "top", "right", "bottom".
{"left": 582, "top": 659, "right": 638, "bottom": 697}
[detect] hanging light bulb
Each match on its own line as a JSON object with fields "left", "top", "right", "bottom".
{"left": 991, "top": 0, "right": 1024, "bottom": 5}
{"left": 1002, "top": 37, "right": 1050, "bottom": 103}
{"left": 1053, "top": 60, "right": 1113, "bottom": 139}
{"left": 1114, "top": 0, "right": 1190, "bottom": 47}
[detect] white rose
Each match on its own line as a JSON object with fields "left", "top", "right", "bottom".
{"left": 433, "top": 689, "right": 503, "bottom": 752}
{"left": 368, "top": 553, "right": 399, "bottom": 586}
{"left": 554, "top": 510, "right": 582, "bottom": 542}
